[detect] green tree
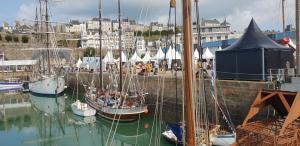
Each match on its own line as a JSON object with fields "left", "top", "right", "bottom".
{"left": 21, "top": 35, "right": 29, "bottom": 43}
{"left": 5, "top": 35, "right": 12, "bottom": 42}
{"left": 84, "top": 47, "right": 96, "bottom": 57}
{"left": 13, "top": 35, "right": 19, "bottom": 42}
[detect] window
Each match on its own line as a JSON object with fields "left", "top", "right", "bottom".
{"left": 217, "top": 36, "right": 221, "bottom": 41}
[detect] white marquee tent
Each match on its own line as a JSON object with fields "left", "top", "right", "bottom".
{"left": 142, "top": 51, "right": 152, "bottom": 63}
{"left": 202, "top": 47, "right": 214, "bottom": 59}
{"left": 152, "top": 47, "right": 165, "bottom": 60}
{"left": 129, "top": 51, "right": 143, "bottom": 63}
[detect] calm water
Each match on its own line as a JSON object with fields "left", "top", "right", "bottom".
{"left": 0, "top": 92, "right": 173, "bottom": 146}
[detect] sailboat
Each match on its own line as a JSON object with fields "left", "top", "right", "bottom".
{"left": 29, "top": 0, "right": 65, "bottom": 96}
{"left": 84, "top": 0, "right": 148, "bottom": 122}
{"left": 71, "top": 59, "right": 96, "bottom": 117}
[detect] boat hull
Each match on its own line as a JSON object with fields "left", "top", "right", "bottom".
{"left": 85, "top": 96, "right": 148, "bottom": 122}
{"left": 0, "top": 83, "right": 23, "bottom": 91}
{"left": 71, "top": 103, "right": 96, "bottom": 117}
{"left": 29, "top": 76, "right": 65, "bottom": 95}
{"left": 210, "top": 134, "right": 236, "bottom": 146}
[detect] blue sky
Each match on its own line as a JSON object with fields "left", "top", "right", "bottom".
{"left": 0, "top": 0, "right": 296, "bottom": 31}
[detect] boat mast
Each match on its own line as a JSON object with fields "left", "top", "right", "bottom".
{"left": 45, "top": 0, "right": 51, "bottom": 75}
{"left": 182, "top": 0, "right": 196, "bottom": 145}
{"left": 118, "top": 0, "right": 122, "bottom": 92}
{"left": 35, "top": 6, "right": 42, "bottom": 73}
{"left": 195, "top": 0, "right": 202, "bottom": 60}
{"left": 282, "top": 0, "right": 286, "bottom": 32}
{"left": 297, "top": 0, "right": 300, "bottom": 75}
{"left": 99, "top": 0, "right": 103, "bottom": 89}
{"left": 39, "top": 0, "right": 45, "bottom": 74}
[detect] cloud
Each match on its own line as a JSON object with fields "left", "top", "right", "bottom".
{"left": 15, "top": 0, "right": 295, "bottom": 31}
{"left": 16, "top": 3, "right": 36, "bottom": 23}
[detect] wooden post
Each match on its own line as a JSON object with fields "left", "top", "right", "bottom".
{"left": 182, "top": 0, "right": 196, "bottom": 145}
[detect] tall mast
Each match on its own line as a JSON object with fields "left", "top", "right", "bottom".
{"left": 195, "top": 0, "right": 202, "bottom": 60}
{"left": 118, "top": 0, "right": 122, "bottom": 92}
{"left": 35, "top": 6, "right": 41, "bottom": 72}
{"left": 182, "top": 0, "right": 196, "bottom": 145}
{"left": 297, "top": 0, "right": 300, "bottom": 75}
{"left": 39, "top": 0, "right": 45, "bottom": 74}
{"left": 282, "top": 0, "right": 286, "bottom": 32}
{"left": 99, "top": 0, "right": 103, "bottom": 89}
{"left": 45, "top": 0, "right": 51, "bottom": 75}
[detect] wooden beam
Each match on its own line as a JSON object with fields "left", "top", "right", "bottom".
{"left": 278, "top": 93, "right": 291, "bottom": 113}
{"left": 253, "top": 92, "right": 277, "bottom": 106}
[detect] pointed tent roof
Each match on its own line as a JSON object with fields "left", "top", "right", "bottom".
{"left": 103, "top": 51, "right": 115, "bottom": 63}
{"left": 142, "top": 51, "right": 152, "bottom": 62}
{"left": 152, "top": 47, "right": 165, "bottom": 60}
{"left": 116, "top": 51, "right": 128, "bottom": 62}
{"left": 222, "top": 19, "right": 289, "bottom": 51}
{"left": 166, "top": 46, "right": 182, "bottom": 60}
{"left": 218, "top": 46, "right": 222, "bottom": 50}
{"left": 202, "top": 48, "right": 214, "bottom": 59}
{"left": 194, "top": 49, "right": 200, "bottom": 59}
{"left": 129, "top": 51, "right": 143, "bottom": 63}
{"left": 76, "top": 58, "right": 82, "bottom": 68}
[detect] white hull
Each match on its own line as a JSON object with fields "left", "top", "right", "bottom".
{"left": 0, "top": 84, "right": 23, "bottom": 91}
{"left": 210, "top": 133, "right": 236, "bottom": 146}
{"left": 29, "top": 75, "right": 65, "bottom": 95}
{"left": 163, "top": 130, "right": 236, "bottom": 146}
{"left": 71, "top": 100, "right": 96, "bottom": 117}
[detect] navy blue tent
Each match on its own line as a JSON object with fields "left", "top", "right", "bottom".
{"left": 216, "top": 19, "right": 294, "bottom": 81}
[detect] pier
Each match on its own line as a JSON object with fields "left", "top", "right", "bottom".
{"left": 66, "top": 72, "right": 274, "bottom": 124}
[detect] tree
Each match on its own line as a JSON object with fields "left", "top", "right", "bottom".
{"left": 84, "top": 47, "right": 96, "bottom": 57}
{"left": 21, "top": 35, "right": 29, "bottom": 43}
{"left": 13, "top": 35, "right": 19, "bottom": 42}
{"left": 5, "top": 35, "right": 12, "bottom": 42}
{"left": 0, "top": 34, "right": 2, "bottom": 41}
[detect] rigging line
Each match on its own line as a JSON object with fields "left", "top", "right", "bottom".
{"left": 165, "top": 6, "right": 172, "bottom": 60}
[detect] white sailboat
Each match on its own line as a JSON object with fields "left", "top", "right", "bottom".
{"left": 71, "top": 100, "right": 96, "bottom": 117}
{"left": 29, "top": 0, "right": 65, "bottom": 95}
{"left": 71, "top": 58, "right": 96, "bottom": 117}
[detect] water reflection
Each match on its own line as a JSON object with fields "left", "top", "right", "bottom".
{"left": 0, "top": 93, "right": 171, "bottom": 146}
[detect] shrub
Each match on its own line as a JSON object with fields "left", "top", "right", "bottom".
{"left": 21, "top": 35, "right": 29, "bottom": 43}
{"left": 13, "top": 35, "right": 19, "bottom": 42}
{"left": 5, "top": 35, "right": 12, "bottom": 42}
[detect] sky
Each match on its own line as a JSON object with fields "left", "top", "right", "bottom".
{"left": 0, "top": 0, "right": 296, "bottom": 32}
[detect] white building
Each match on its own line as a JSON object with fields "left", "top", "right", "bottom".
{"left": 87, "top": 18, "right": 112, "bottom": 33}
{"left": 150, "top": 22, "right": 164, "bottom": 32}
{"left": 176, "top": 19, "right": 231, "bottom": 44}
{"left": 81, "top": 31, "right": 125, "bottom": 50}
{"left": 66, "top": 20, "right": 86, "bottom": 33}
{"left": 136, "top": 37, "right": 146, "bottom": 55}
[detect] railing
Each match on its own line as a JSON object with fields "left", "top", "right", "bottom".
{"left": 267, "top": 68, "right": 295, "bottom": 83}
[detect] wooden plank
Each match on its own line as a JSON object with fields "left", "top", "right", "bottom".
{"left": 278, "top": 93, "right": 291, "bottom": 112}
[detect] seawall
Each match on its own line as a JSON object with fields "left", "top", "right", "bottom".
{"left": 65, "top": 72, "right": 274, "bottom": 125}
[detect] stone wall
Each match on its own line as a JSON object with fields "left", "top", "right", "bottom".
{"left": 66, "top": 72, "right": 274, "bottom": 125}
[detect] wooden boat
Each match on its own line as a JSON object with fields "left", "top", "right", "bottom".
{"left": 84, "top": 0, "right": 148, "bottom": 122}
{"left": 85, "top": 86, "right": 148, "bottom": 122}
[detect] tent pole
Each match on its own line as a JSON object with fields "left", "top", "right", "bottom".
{"left": 262, "top": 48, "right": 265, "bottom": 81}
{"left": 296, "top": 0, "right": 300, "bottom": 76}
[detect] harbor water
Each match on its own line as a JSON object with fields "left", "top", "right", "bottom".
{"left": 0, "top": 91, "right": 172, "bottom": 146}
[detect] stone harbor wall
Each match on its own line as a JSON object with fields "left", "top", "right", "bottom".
{"left": 66, "top": 72, "right": 274, "bottom": 125}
